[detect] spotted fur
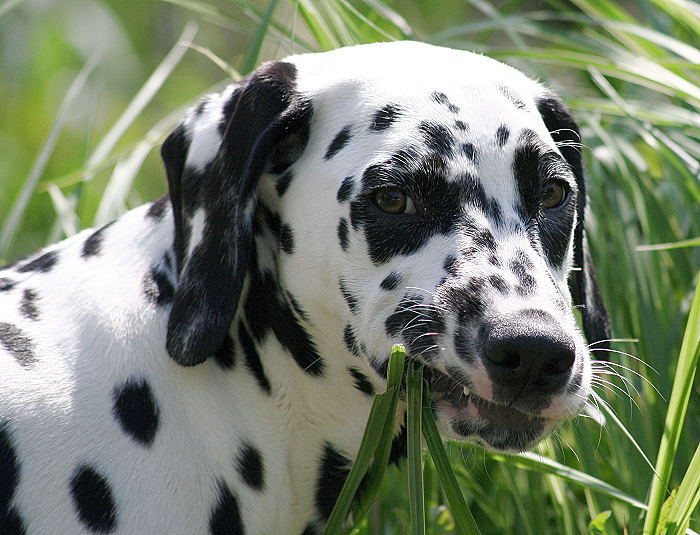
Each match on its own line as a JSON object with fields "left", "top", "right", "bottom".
{"left": 0, "top": 42, "right": 609, "bottom": 534}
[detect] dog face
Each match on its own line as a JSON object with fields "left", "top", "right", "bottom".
{"left": 162, "top": 42, "right": 609, "bottom": 452}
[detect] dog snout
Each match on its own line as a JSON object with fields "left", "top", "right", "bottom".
{"left": 480, "top": 310, "right": 576, "bottom": 398}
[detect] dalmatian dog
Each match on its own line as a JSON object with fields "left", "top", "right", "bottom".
{"left": 0, "top": 41, "right": 609, "bottom": 534}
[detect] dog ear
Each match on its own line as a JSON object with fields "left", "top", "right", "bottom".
{"left": 536, "top": 92, "right": 611, "bottom": 348}
{"left": 161, "top": 61, "right": 312, "bottom": 366}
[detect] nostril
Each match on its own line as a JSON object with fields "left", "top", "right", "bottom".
{"left": 543, "top": 351, "right": 575, "bottom": 377}
{"left": 487, "top": 347, "right": 521, "bottom": 370}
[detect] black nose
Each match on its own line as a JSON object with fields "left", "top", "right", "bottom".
{"left": 481, "top": 310, "right": 576, "bottom": 398}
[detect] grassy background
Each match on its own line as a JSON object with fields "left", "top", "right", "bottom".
{"left": 1, "top": 0, "right": 698, "bottom": 533}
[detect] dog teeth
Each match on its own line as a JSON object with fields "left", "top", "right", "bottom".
{"left": 462, "top": 386, "right": 471, "bottom": 396}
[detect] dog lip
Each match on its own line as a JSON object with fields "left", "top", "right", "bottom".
{"left": 428, "top": 368, "right": 549, "bottom": 425}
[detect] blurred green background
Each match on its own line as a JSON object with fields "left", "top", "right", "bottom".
{"left": 1, "top": 1, "right": 698, "bottom": 533}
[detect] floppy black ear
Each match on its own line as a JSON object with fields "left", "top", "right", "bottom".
{"left": 162, "top": 61, "right": 312, "bottom": 366}
{"left": 537, "top": 92, "right": 611, "bottom": 348}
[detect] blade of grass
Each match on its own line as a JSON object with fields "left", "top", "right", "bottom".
{"left": 666, "top": 444, "right": 700, "bottom": 535}
{"left": 406, "top": 361, "right": 425, "bottom": 535}
{"left": 83, "top": 21, "right": 197, "bottom": 187}
{"left": 636, "top": 238, "right": 700, "bottom": 251}
{"left": 240, "top": 0, "right": 280, "bottom": 75}
{"left": 421, "top": 386, "right": 482, "bottom": 535}
{"left": 0, "top": 52, "right": 100, "bottom": 256}
{"left": 643, "top": 276, "right": 700, "bottom": 534}
{"left": 322, "top": 345, "right": 406, "bottom": 535}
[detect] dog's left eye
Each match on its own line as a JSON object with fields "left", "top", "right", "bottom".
{"left": 541, "top": 181, "right": 568, "bottom": 210}
{"left": 372, "top": 187, "right": 417, "bottom": 215}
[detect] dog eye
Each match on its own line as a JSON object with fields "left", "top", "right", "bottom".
{"left": 541, "top": 181, "right": 568, "bottom": 210}
{"left": 372, "top": 187, "right": 416, "bottom": 215}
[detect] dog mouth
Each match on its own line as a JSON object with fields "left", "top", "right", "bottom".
{"left": 427, "top": 368, "right": 553, "bottom": 451}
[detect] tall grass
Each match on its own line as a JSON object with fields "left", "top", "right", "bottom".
{"left": 0, "top": 0, "right": 697, "bottom": 533}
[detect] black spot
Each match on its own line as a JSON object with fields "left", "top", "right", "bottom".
{"left": 0, "top": 422, "right": 27, "bottom": 535}
{"left": 348, "top": 367, "right": 375, "bottom": 396}
{"left": 275, "top": 170, "right": 294, "bottom": 197}
{"left": 339, "top": 279, "right": 358, "bottom": 314}
{"left": 336, "top": 176, "right": 354, "bottom": 203}
{"left": 496, "top": 125, "right": 510, "bottom": 147}
{"left": 511, "top": 258, "right": 537, "bottom": 296}
{"left": 385, "top": 293, "right": 444, "bottom": 360}
{"left": 214, "top": 334, "right": 236, "bottom": 369}
{"left": 454, "top": 120, "right": 467, "bottom": 131}
{"left": 19, "top": 289, "right": 39, "bottom": 320}
{"left": 380, "top": 272, "right": 402, "bottom": 291}
{"left": 487, "top": 198, "right": 504, "bottom": 229}
{"left": 194, "top": 100, "right": 208, "bottom": 116}
{"left": 461, "top": 143, "right": 478, "bottom": 163}
{"left": 371, "top": 103, "right": 402, "bottom": 131}
{"left": 488, "top": 254, "right": 501, "bottom": 267}
{"left": 325, "top": 125, "right": 352, "bottom": 160}
{"left": 431, "top": 91, "right": 449, "bottom": 105}
{"left": 316, "top": 443, "right": 351, "bottom": 520}
{"left": 287, "top": 292, "right": 309, "bottom": 321}
{"left": 0, "top": 278, "right": 17, "bottom": 292}
{"left": 238, "top": 322, "right": 271, "bottom": 394}
{"left": 17, "top": 250, "right": 57, "bottom": 273}
{"left": 443, "top": 255, "right": 459, "bottom": 276}
{"left": 146, "top": 195, "right": 170, "bottom": 220}
{"left": 0, "top": 323, "right": 36, "bottom": 368}
{"left": 460, "top": 172, "right": 488, "bottom": 213}
{"left": 82, "top": 221, "right": 116, "bottom": 258}
{"left": 237, "top": 442, "right": 265, "bottom": 491}
{"left": 70, "top": 465, "right": 117, "bottom": 533}
{"left": 418, "top": 121, "right": 454, "bottom": 157}
{"left": 280, "top": 224, "right": 294, "bottom": 254}
{"left": 244, "top": 267, "right": 324, "bottom": 376}
{"left": 440, "top": 281, "right": 485, "bottom": 323}
{"left": 488, "top": 274, "right": 510, "bottom": 294}
{"left": 143, "top": 267, "right": 175, "bottom": 305}
{"left": 337, "top": 218, "right": 349, "bottom": 251}
{"left": 209, "top": 481, "right": 244, "bottom": 535}
{"left": 369, "top": 355, "right": 388, "bottom": 378}
{"left": 473, "top": 229, "right": 497, "bottom": 252}
{"left": 499, "top": 85, "right": 527, "bottom": 110}
{"left": 113, "top": 378, "right": 160, "bottom": 447}
{"left": 343, "top": 324, "right": 359, "bottom": 357}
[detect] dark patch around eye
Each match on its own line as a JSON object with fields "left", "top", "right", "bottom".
{"left": 513, "top": 132, "right": 577, "bottom": 267}
{"left": 349, "top": 152, "right": 462, "bottom": 264}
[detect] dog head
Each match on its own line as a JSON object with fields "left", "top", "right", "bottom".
{"left": 162, "top": 41, "right": 609, "bottom": 452}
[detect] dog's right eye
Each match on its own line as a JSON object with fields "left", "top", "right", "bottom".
{"left": 372, "top": 187, "right": 416, "bottom": 215}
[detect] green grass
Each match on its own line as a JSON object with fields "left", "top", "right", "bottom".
{"left": 0, "top": 1, "right": 698, "bottom": 533}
